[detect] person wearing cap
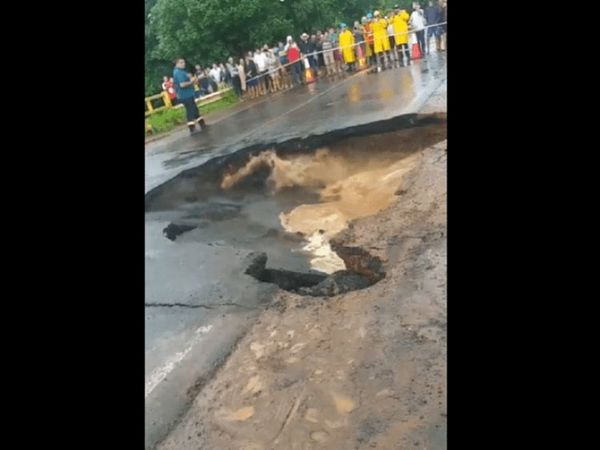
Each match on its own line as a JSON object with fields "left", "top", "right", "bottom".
{"left": 362, "top": 15, "right": 375, "bottom": 68}
{"left": 284, "top": 36, "right": 293, "bottom": 51}
{"left": 372, "top": 11, "right": 392, "bottom": 72}
{"left": 339, "top": 23, "right": 356, "bottom": 72}
{"left": 287, "top": 41, "right": 302, "bottom": 86}
{"left": 298, "top": 33, "right": 314, "bottom": 82}
{"left": 393, "top": 8, "right": 411, "bottom": 66}
{"left": 298, "top": 33, "right": 311, "bottom": 56}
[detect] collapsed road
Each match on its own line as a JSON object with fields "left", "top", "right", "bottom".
{"left": 146, "top": 55, "right": 446, "bottom": 449}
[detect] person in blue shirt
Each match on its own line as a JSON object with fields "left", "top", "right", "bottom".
{"left": 173, "top": 58, "right": 206, "bottom": 134}
{"left": 424, "top": 1, "right": 443, "bottom": 53}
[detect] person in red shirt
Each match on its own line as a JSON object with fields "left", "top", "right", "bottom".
{"left": 166, "top": 77, "right": 177, "bottom": 105}
{"left": 287, "top": 41, "right": 302, "bottom": 86}
{"left": 161, "top": 76, "right": 178, "bottom": 106}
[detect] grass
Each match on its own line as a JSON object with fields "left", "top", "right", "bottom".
{"left": 146, "top": 89, "right": 239, "bottom": 136}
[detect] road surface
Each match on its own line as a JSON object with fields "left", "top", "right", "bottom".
{"left": 145, "top": 53, "right": 447, "bottom": 449}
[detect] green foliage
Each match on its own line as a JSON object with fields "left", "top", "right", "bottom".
{"left": 145, "top": 0, "right": 396, "bottom": 96}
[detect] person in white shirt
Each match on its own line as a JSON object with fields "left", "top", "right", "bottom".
{"left": 254, "top": 48, "right": 267, "bottom": 72}
{"left": 410, "top": 4, "right": 427, "bottom": 56}
{"left": 265, "top": 49, "right": 280, "bottom": 92}
{"left": 209, "top": 64, "right": 222, "bottom": 84}
{"left": 284, "top": 36, "right": 293, "bottom": 51}
{"left": 253, "top": 47, "right": 268, "bottom": 95}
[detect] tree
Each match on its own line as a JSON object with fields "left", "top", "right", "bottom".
{"left": 145, "top": 0, "right": 408, "bottom": 96}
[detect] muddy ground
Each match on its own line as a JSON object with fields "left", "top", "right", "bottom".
{"left": 156, "top": 110, "right": 447, "bottom": 448}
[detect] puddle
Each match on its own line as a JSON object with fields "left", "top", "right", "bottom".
{"left": 145, "top": 113, "right": 446, "bottom": 295}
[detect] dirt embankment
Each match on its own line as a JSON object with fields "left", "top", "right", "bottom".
{"left": 157, "top": 128, "right": 447, "bottom": 450}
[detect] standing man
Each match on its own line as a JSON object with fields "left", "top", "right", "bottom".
{"left": 441, "top": 1, "right": 447, "bottom": 50}
{"left": 424, "top": 0, "right": 443, "bottom": 53}
{"left": 339, "top": 23, "right": 356, "bottom": 72}
{"left": 209, "top": 64, "right": 222, "bottom": 85}
{"left": 387, "top": 13, "right": 398, "bottom": 65}
{"left": 227, "top": 57, "right": 242, "bottom": 98}
{"left": 298, "top": 33, "right": 312, "bottom": 82}
{"left": 410, "top": 4, "right": 427, "bottom": 57}
{"left": 309, "top": 35, "right": 319, "bottom": 76}
{"left": 372, "top": 11, "right": 391, "bottom": 72}
{"left": 253, "top": 47, "right": 268, "bottom": 96}
{"left": 321, "top": 31, "right": 336, "bottom": 78}
{"left": 172, "top": 58, "right": 206, "bottom": 134}
{"left": 393, "top": 7, "right": 411, "bottom": 66}
{"left": 362, "top": 15, "right": 375, "bottom": 68}
{"left": 287, "top": 41, "right": 302, "bottom": 86}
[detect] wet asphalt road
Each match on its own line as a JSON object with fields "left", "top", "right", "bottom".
{"left": 146, "top": 54, "right": 447, "bottom": 193}
{"left": 145, "top": 53, "right": 446, "bottom": 449}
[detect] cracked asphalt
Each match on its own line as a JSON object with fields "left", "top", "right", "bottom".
{"left": 145, "top": 54, "right": 447, "bottom": 449}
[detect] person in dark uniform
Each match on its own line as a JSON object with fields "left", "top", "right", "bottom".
{"left": 172, "top": 58, "right": 206, "bottom": 134}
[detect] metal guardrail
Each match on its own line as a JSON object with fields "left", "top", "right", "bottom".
{"left": 145, "top": 87, "right": 232, "bottom": 117}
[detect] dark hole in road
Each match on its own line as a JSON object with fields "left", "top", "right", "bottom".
{"left": 146, "top": 113, "right": 446, "bottom": 296}
{"left": 243, "top": 251, "right": 383, "bottom": 297}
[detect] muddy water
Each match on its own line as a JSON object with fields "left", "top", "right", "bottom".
{"left": 149, "top": 118, "right": 446, "bottom": 276}
{"left": 221, "top": 144, "right": 422, "bottom": 273}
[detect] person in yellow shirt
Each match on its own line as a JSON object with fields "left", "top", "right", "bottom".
{"left": 372, "top": 10, "right": 391, "bottom": 72}
{"left": 339, "top": 23, "right": 356, "bottom": 72}
{"left": 393, "top": 7, "right": 411, "bottom": 66}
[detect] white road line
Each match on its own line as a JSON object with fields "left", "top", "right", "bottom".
{"left": 145, "top": 324, "right": 214, "bottom": 398}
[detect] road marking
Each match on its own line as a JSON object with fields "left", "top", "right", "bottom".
{"left": 145, "top": 324, "right": 213, "bottom": 398}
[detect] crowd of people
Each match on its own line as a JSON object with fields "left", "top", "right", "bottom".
{"left": 160, "top": 2, "right": 446, "bottom": 134}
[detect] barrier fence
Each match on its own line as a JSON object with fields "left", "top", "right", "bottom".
{"left": 145, "top": 87, "right": 232, "bottom": 117}
{"left": 145, "top": 21, "right": 446, "bottom": 117}
{"left": 244, "top": 21, "right": 447, "bottom": 84}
